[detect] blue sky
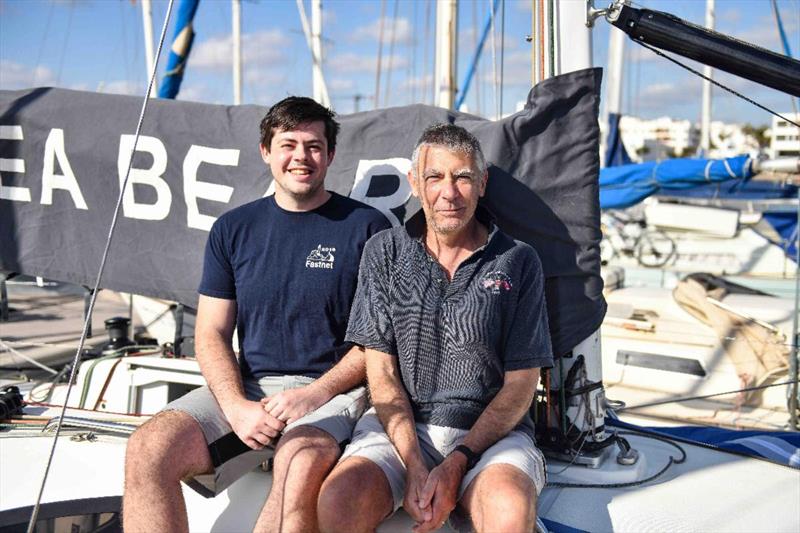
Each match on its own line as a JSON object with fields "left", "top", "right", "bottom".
{"left": 1, "top": 0, "right": 798, "bottom": 126}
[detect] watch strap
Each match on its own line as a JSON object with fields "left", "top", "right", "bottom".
{"left": 452, "top": 444, "right": 481, "bottom": 470}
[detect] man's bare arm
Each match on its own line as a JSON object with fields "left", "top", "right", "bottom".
{"left": 263, "top": 345, "right": 366, "bottom": 423}
{"left": 367, "top": 348, "right": 433, "bottom": 525}
{"left": 461, "top": 367, "right": 539, "bottom": 454}
{"left": 195, "top": 294, "right": 284, "bottom": 448}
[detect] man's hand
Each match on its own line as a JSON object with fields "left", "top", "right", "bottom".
{"left": 412, "top": 454, "right": 466, "bottom": 533}
{"left": 404, "top": 461, "right": 433, "bottom": 526}
{"left": 226, "top": 399, "right": 285, "bottom": 450}
{"left": 261, "top": 384, "right": 331, "bottom": 424}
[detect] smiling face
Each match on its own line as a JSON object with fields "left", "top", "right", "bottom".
{"left": 408, "top": 145, "right": 487, "bottom": 237}
{"left": 260, "top": 120, "right": 334, "bottom": 210}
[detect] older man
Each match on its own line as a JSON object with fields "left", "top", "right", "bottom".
{"left": 318, "top": 124, "right": 553, "bottom": 533}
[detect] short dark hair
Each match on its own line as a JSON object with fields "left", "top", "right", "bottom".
{"left": 259, "top": 96, "right": 340, "bottom": 153}
{"left": 411, "top": 123, "right": 487, "bottom": 177}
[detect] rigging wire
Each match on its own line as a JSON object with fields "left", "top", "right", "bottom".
{"left": 634, "top": 42, "right": 800, "bottom": 129}
{"left": 374, "top": 0, "right": 387, "bottom": 109}
{"left": 409, "top": 0, "right": 418, "bottom": 104}
{"left": 31, "top": 0, "right": 55, "bottom": 86}
{"left": 472, "top": 0, "right": 482, "bottom": 116}
{"left": 423, "top": 0, "right": 432, "bottom": 105}
{"left": 384, "top": 0, "right": 399, "bottom": 107}
{"left": 24, "top": 1, "right": 176, "bottom": 531}
{"left": 615, "top": 379, "right": 800, "bottom": 412}
{"left": 770, "top": 0, "right": 799, "bottom": 134}
{"left": 54, "top": 2, "right": 76, "bottom": 86}
{"left": 489, "top": 0, "right": 498, "bottom": 118}
{"left": 499, "top": 0, "right": 505, "bottom": 115}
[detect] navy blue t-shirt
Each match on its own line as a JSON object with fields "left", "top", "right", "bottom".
{"left": 199, "top": 192, "right": 391, "bottom": 379}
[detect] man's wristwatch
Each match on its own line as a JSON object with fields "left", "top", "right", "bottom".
{"left": 452, "top": 444, "right": 481, "bottom": 470}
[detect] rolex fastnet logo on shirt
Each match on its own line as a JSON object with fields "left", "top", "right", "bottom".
{"left": 482, "top": 271, "right": 512, "bottom": 293}
{"left": 306, "top": 245, "right": 336, "bottom": 269}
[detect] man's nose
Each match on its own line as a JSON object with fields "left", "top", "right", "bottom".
{"left": 440, "top": 178, "right": 459, "bottom": 199}
{"left": 292, "top": 145, "right": 308, "bottom": 161}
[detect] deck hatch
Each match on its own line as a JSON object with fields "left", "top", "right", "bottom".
{"left": 616, "top": 350, "right": 707, "bottom": 377}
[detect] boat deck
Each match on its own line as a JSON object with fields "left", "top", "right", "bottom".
{"left": 0, "top": 279, "right": 137, "bottom": 378}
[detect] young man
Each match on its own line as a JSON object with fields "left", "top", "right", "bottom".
{"left": 318, "top": 124, "right": 553, "bottom": 533}
{"left": 123, "top": 97, "right": 390, "bottom": 533}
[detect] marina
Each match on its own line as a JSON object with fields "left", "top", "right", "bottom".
{"left": 2, "top": 0, "right": 799, "bottom": 532}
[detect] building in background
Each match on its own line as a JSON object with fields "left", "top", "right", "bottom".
{"left": 616, "top": 116, "right": 763, "bottom": 162}
{"left": 767, "top": 113, "right": 800, "bottom": 159}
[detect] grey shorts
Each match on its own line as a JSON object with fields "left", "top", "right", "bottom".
{"left": 340, "top": 408, "right": 546, "bottom": 511}
{"left": 164, "top": 375, "right": 367, "bottom": 497}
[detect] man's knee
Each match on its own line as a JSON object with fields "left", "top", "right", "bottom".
{"left": 318, "top": 457, "right": 392, "bottom": 533}
{"left": 273, "top": 425, "right": 341, "bottom": 473}
{"left": 464, "top": 464, "right": 537, "bottom": 533}
{"left": 125, "top": 410, "right": 210, "bottom": 482}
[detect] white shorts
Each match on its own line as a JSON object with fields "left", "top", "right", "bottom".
{"left": 164, "top": 375, "right": 367, "bottom": 497}
{"left": 340, "top": 407, "right": 546, "bottom": 511}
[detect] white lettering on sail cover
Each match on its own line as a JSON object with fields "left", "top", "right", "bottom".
{"left": 118, "top": 134, "right": 172, "bottom": 220}
{"left": 41, "top": 128, "right": 88, "bottom": 209}
{"left": 0, "top": 125, "right": 30, "bottom": 202}
{"left": 349, "top": 158, "right": 412, "bottom": 227}
{"left": 183, "top": 145, "right": 238, "bottom": 231}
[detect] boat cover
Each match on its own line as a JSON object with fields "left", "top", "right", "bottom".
{"left": 600, "top": 155, "right": 754, "bottom": 209}
{"left": 0, "top": 68, "right": 605, "bottom": 357}
{"left": 672, "top": 273, "right": 789, "bottom": 403}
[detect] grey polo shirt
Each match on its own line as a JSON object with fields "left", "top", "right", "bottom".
{"left": 346, "top": 207, "right": 553, "bottom": 438}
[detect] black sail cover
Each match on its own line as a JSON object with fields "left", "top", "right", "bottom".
{"left": 0, "top": 68, "right": 605, "bottom": 356}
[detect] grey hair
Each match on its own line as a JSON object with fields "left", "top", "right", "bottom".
{"left": 410, "top": 123, "right": 487, "bottom": 178}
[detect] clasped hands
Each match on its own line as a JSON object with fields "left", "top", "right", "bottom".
{"left": 405, "top": 454, "right": 468, "bottom": 533}
{"left": 228, "top": 385, "right": 329, "bottom": 450}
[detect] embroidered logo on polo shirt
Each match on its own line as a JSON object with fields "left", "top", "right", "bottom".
{"left": 305, "top": 245, "right": 336, "bottom": 269}
{"left": 481, "top": 271, "right": 512, "bottom": 293}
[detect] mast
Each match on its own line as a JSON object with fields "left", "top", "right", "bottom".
{"left": 311, "top": 0, "right": 330, "bottom": 107}
{"left": 296, "top": 0, "right": 330, "bottom": 107}
{"left": 700, "top": 0, "right": 715, "bottom": 155}
{"left": 601, "top": 24, "right": 626, "bottom": 166}
{"left": 232, "top": 0, "right": 242, "bottom": 105}
{"left": 434, "top": 0, "right": 457, "bottom": 109}
{"left": 141, "top": 0, "right": 159, "bottom": 97}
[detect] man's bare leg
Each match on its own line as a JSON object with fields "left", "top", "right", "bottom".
{"left": 460, "top": 464, "right": 537, "bottom": 533}
{"left": 318, "top": 457, "right": 394, "bottom": 533}
{"left": 253, "top": 426, "right": 340, "bottom": 533}
{"left": 123, "top": 410, "right": 213, "bottom": 533}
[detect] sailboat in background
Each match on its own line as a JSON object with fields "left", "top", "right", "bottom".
{"left": 597, "top": 0, "right": 799, "bottom": 294}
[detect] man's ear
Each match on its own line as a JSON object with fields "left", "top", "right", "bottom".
{"left": 479, "top": 170, "right": 488, "bottom": 197}
{"left": 407, "top": 170, "right": 419, "bottom": 198}
{"left": 259, "top": 143, "right": 270, "bottom": 164}
{"left": 327, "top": 149, "right": 335, "bottom": 165}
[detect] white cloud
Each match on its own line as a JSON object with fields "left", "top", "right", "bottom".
{"left": 328, "top": 78, "right": 355, "bottom": 91}
{"left": 721, "top": 16, "right": 798, "bottom": 53}
{"left": 0, "top": 60, "right": 56, "bottom": 89}
{"left": 458, "top": 26, "right": 519, "bottom": 51}
{"left": 98, "top": 80, "right": 141, "bottom": 96}
{"left": 189, "top": 30, "right": 290, "bottom": 71}
{"left": 627, "top": 46, "right": 660, "bottom": 64}
{"left": 718, "top": 7, "right": 742, "bottom": 25}
{"left": 176, "top": 84, "right": 211, "bottom": 103}
{"left": 401, "top": 74, "right": 433, "bottom": 90}
{"left": 351, "top": 17, "right": 413, "bottom": 45}
{"left": 328, "top": 53, "right": 408, "bottom": 74}
{"left": 243, "top": 68, "right": 286, "bottom": 86}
